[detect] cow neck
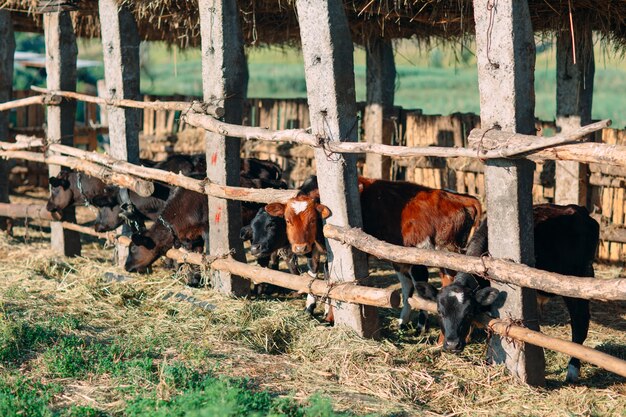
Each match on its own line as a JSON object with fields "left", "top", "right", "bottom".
{"left": 157, "top": 215, "right": 179, "bottom": 248}
{"left": 73, "top": 172, "right": 91, "bottom": 207}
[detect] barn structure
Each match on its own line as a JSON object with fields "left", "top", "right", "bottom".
{"left": 1, "top": 0, "right": 626, "bottom": 388}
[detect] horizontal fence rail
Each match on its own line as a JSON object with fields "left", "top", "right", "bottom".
{"left": 30, "top": 87, "right": 226, "bottom": 118}
{"left": 0, "top": 139, "right": 298, "bottom": 204}
{"left": 183, "top": 111, "right": 618, "bottom": 165}
{"left": 323, "top": 224, "right": 626, "bottom": 302}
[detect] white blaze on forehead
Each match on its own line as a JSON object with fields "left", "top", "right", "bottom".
{"left": 449, "top": 290, "right": 464, "bottom": 304}
{"left": 290, "top": 200, "right": 309, "bottom": 215}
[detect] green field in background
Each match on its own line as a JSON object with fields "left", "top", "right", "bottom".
{"left": 15, "top": 34, "right": 626, "bottom": 128}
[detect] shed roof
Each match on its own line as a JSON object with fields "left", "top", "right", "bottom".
{"left": 3, "top": 1, "right": 625, "bottom": 50}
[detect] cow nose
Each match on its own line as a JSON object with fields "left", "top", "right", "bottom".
{"left": 250, "top": 244, "right": 262, "bottom": 256}
{"left": 292, "top": 243, "right": 310, "bottom": 255}
{"left": 443, "top": 338, "right": 463, "bottom": 353}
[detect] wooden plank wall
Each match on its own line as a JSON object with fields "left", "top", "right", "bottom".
{"left": 595, "top": 128, "right": 626, "bottom": 263}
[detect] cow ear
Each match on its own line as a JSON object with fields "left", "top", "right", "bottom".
{"left": 474, "top": 287, "right": 500, "bottom": 307}
{"left": 316, "top": 204, "right": 331, "bottom": 219}
{"left": 414, "top": 282, "right": 438, "bottom": 301}
{"left": 240, "top": 225, "right": 252, "bottom": 241}
{"left": 265, "top": 203, "right": 285, "bottom": 217}
{"left": 49, "top": 177, "right": 59, "bottom": 187}
{"left": 59, "top": 179, "right": 70, "bottom": 190}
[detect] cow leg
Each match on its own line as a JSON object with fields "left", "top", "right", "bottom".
{"left": 409, "top": 265, "right": 430, "bottom": 333}
{"left": 396, "top": 268, "right": 415, "bottom": 329}
{"left": 321, "top": 261, "right": 333, "bottom": 322}
{"left": 304, "top": 249, "right": 320, "bottom": 315}
{"left": 563, "top": 296, "right": 590, "bottom": 383}
{"left": 268, "top": 251, "right": 280, "bottom": 270}
{"left": 285, "top": 253, "right": 301, "bottom": 275}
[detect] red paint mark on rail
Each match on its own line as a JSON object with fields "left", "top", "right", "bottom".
{"left": 210, "top": 152, "right": 218, "bottom": 165}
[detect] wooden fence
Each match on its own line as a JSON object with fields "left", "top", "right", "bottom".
{"left": 6, "top": 90, "right": 626, "bottom": 262}
{"left": 0, "top": 90, "right": 626, "bottom": 381}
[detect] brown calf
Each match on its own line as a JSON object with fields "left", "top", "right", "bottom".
{"left": 266, "top": 177, "right": 482, "bottom": 330}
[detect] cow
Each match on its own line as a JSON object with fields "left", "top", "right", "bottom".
{"left": 125, "top": 186, "right": 208, "bottom": 273}
{"left": 414, "top": 204, "right": 599, "bottom": 383}
{"left": 240, "top": 207, "right": 300, "bottom": 274}
{"left": 125, "top": 174, "right": 289, "bottom": 274}
{"left": 46, "top": 169, "right": 117, "bottom": 214}
{"left": 47, "top": 154, "right": 196, "bottom": 217}
{"left": 93, "top": 182, "right": 172, "bottom": 232}
{"left": 265, "top": 177, "right": 482, "bottom": 330}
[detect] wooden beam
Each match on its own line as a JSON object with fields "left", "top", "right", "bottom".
{"left": 30, "top": 86, "right": 225, "bottom": 118}
{"left": 555, "top": 24, "right": 594, "bottom": 207}
{"left": 472, "top": 0, "right": 544, "bottom": 385}
{"left": 363, "top": 37, "right": 395, "bottom": 180}
{"left": 296, "top": 0, "right": 377, "bottom": 337}
{"left": 0, "top": 151, "right": 154, "bottom": 196}
{"left": 324, "top": 225, "right": 626, "bottom": 302}
{"left": 43, "top": 11, "right": 81, "bottom": 257}
{"left": 0, "top": 203, "right": 57, "bottom": 220}
{"left": 99, "top": 0, "right": 141, "bottom": 267}
{"left": 0, "top": 141, "right": 298, "bottom": 203}
{"left": 0, "top": 11, "right": 14, "bottom": 232}
{"left": 183, "top": 111, "right": 618, "bottom": 164}
{"left": 198, "top": 0, "right": 249, "bottom": 296}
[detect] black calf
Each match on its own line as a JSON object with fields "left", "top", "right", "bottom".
{"left": 240, "top": 207, "right": 300, "bottom": 275}
{"left": 416, "top": 204, "right": 599, "bottom": 383}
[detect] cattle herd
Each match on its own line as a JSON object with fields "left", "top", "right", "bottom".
{"left": 46, "top": 154, "right": 600, "bottom": 383}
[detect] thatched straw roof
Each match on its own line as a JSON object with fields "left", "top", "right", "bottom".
{"left": 3, "top": 1, "right": 626, "bottom": 49}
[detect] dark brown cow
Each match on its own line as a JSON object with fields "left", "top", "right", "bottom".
{"left": 125, "top": 174, "right": 288, "bottom": 273}
{"left": 415, "top": 204, "right": 599, "bottom": 383}
{"left": 46, "top": 170, "right": 117, "bottom": 213}
{"left": 265, "top": 177, "right": 482, "bottom": 329}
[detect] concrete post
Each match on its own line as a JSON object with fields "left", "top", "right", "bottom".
{"left": 198, "top": 0, "right": 250, "bottom": 296}
{"left": 43, "top": 12, "right": 81, "bottom": 256}
{"left": 0, "top": 11, "right": 14, "bottom": 231}
{"left": 364, "top": 37, "right": 395, "bottom": 180}
{"left": 296, "top": 0, "right": 379, "bottom": 337}
{"left": 473, "top": 0, "right": 545, "bottom": 385}
{"left": 98, "top": 0, "right": 141, "bottom": 266}
{"left": 555, "top": 26, "right": 594, "bottom": 206}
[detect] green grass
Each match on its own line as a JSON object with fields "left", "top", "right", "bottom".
{"left": 0, "top": 310, "right": 358, "bottom": 417}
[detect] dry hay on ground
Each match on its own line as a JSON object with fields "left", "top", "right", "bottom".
{"left": 0, "top": 194, "right": 625, "bottom": 416}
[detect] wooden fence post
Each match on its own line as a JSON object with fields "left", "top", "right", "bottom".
{"left": 0, "top": 11, "right": 14, "bottom": 231}
{"left": 364, "top": 36, "right": 395, "bottom": 180}
{"left": 473, "top": 0, "right": 546, "bottom": 385}
{"left": 43, "top": 11, "right": 81, "bottom": 256}
{"left": 98, "top": 0, "right": 141, "bottom": 266}
{"left": 296, "top": 0, "right": 379, "bottom": 337}
{"left": 555, "top": 24, "right": 594, "bottom": 206}
{"left": 198, "top": 0, "right": 250, "bottom": 296}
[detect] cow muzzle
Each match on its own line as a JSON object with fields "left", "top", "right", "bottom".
{"left": 291, "top": 243, "right": 311, "bottom": 255}
{"left": 443, "top": 338, "right": 465, "bottom": 353}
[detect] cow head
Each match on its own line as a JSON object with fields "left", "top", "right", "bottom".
{"left": 125, "top": 230, "right": 161, "bottom": 273}
{"left": 241, "top": 207, "right": 289, "bottom": 258}
{"left": 415, "top": 274, "right": 500, "bottom": 353}
{"left": 265, "top": 196, "right": 330, "bottom": 255}
{"left": 46, "top": 171, "right": 73, "bottom": 213}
